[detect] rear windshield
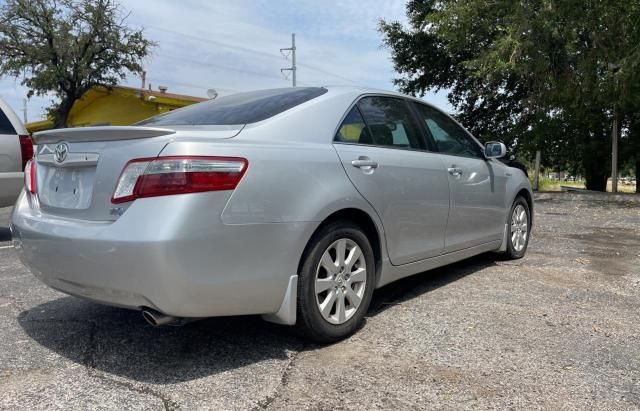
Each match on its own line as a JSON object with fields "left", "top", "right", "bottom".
{"left": 137, "top": 87, "right": 327, "bottom": 126}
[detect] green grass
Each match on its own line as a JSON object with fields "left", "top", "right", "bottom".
{"left": 530, "top": 176, "right": 585, "bottom": 192}
{"left": 530, "top": 176, "right": 637, "bottom": 193}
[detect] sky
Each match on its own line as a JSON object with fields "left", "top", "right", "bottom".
{"left": 0, "top": 0, "right": 451, "bottom": 123}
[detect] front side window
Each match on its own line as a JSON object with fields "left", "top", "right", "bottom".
{"left": 356, "top": 97, "right": 425, "bottom": 150}
{"left": 138, "top": 87, "right": 327, "bottom": 126}
{"left": 413, "top": 103, "right": 483, "bottom": 158}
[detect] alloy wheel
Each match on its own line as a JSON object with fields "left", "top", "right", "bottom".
{"left": 511, "top": 204, "right": 528, "bottom": 252}
{"left": 314, "top": 238, "right": 367, "bottom": 325}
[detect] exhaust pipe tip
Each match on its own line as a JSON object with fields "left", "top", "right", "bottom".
{"left": 142, "top": 308, "right": 178, "bottom": 327}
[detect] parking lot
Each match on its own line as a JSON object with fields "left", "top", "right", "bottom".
{"left": 1, "top": 194, "right": 639, "bottom": 410}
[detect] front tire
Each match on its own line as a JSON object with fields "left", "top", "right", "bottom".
{"left": 296, "top": 221, "right": 375, "bottom": 343}
{"left": 504, "top": 196, "right": 531, "bottom": 259}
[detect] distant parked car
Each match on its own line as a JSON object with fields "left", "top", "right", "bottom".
{"left": 0, "top": 97, "right": 32, "bottom": 207}
{"left": 11, "top": 87, "right": 533, "bottom": 342}
{"left": 621, "top": 177, "right": 635, "bottom": 186}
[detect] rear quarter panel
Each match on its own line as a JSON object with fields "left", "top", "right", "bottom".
{"left": 159, "top": 137, "right": 382, "bottom": 226}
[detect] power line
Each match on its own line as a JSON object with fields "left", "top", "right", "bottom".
{"left": 143, "top": 25, "right": 362, "bottom": 86}
{"left": 157, "top": 53, "right": 286, "bottom": 82}
{"left": 297, "top": 61, "right": 362, "bottom": 86}
{"left": 145, "top": 25, "right": 283, "bottom": 61}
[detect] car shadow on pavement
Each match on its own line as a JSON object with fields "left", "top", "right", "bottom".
{"left": 17, "top": 298, "right": 304, "bottom": 384}
{"left": 368, "top": 252, "right": 497, "bottom": 317}
{"left": 16, "top": 253, "right": 497, "bottom": 384}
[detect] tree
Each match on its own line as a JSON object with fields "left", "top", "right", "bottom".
{"left": 0, "top": 0, "right": 155, "bottom": 128}
{"left": 380, "top": 0, "right": 640, "bottom": 191}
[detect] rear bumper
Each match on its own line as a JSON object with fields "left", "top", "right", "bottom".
{"left": 10, "top": 191, "right": 316, "bottom": 317}
{"left": 0, "top": 172, "right": 23, "bottom": 207}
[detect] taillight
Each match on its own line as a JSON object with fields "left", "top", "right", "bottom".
{"left": 19, "top": 135, "right": 33, "bottom": 171}
{"left": 111, "top": 156, "right": 248, "bottom": 204}
{"left": 24, "top": 159, "right": 36, "bottom": 194}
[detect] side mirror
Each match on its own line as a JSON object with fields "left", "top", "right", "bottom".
{"left": 484, "top": 141, "right": 507, "bottom": 159}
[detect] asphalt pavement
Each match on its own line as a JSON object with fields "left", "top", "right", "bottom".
{"left": 1, "top": 195, "right": 639, "bottom": 410}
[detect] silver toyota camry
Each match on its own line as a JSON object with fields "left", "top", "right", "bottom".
{"left": 11, "top": 86, "right": 533, "bottom": 342}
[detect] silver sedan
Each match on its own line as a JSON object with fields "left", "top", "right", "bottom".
{"left": 10, "top": 87, "right": 533, "bottom": 342}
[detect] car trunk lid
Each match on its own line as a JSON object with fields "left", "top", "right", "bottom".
{"left": 31, "top": 126, "right": 242, "bottom": 221}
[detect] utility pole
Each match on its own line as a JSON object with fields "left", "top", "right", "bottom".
{"left": 609, "top": 63, "right": 620, "bottom": 193}
{"left": 280, "top": 33, "right": 297, "bottom": 87}
{"left": 141, "top": 70, "right": 146, "bottom": 90}
{"left": 611, "top": 107, "right": 618, "bottom": 193}
{"left": 22, "top": 98, "right": 27, "bottom": 124}
{"left": 533, "top": 150, "right": 541, "bottom": 191}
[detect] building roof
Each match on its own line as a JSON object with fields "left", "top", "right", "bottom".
{"left": 27, "top": 85, "right": 207, "bottom": 132}
{"left": 116, "top": 85, "right": 207, "bottom": 103}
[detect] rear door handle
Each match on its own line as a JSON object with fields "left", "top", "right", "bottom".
{"left": 448, "top": 167, "right": 463, "bottom": 177}
{"left": 351, "top": 159, "right": 378, "bottom": 169}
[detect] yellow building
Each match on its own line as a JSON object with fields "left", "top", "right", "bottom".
{"left": 27, "top": 85, "right": 207, "bottom": 133}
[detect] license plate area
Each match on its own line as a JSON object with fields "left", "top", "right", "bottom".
{"left": 38, "top": 165, "right": 97, "bottom": 210}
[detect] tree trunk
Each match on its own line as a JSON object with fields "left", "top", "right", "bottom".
{"left": 630, "top": 117, "right": 640, "bottom": 194}
{"left": 53, "top": 97, "right": 75, "bottom": 129}
{"left": 583, "top": 147, "right": 609, "bottom": 191}
{"left": 636, "top": 155, "right": 640, "bottom": 194}
{"left": 581, "top": 130, "right": 610, "bottom": 192}
{"left": 584, "top": 162, "right": 608, "bottom": 191}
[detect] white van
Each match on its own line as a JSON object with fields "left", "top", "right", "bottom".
{"left": 0, "top": 97, "right": 32, "bottom": 207}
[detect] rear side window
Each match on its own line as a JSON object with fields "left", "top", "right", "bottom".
{"left": 0, "top": 110, "right": 16, "bottom": 134}
{"left": 354, "top": 97, "right": 425, "bottom": 150}
{"left": 335, "top": 106, "right": 371, "bottom": 144}
{"left": 137, "top": 87, "right": 327, "bottom": 126}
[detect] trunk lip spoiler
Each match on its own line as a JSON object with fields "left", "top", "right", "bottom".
{"left": 32, "top": 126, "right": 176, "bottom": 144}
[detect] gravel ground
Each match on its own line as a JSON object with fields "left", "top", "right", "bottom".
{"left": 0, "top": 195, "right": 639, "bottom": 410}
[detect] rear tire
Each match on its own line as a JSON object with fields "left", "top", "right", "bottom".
{"left": 296, "top": 220, "right": 375, "bottom": 343}
{"left": 503, "top": 196, "right": 531, "bottom": 260}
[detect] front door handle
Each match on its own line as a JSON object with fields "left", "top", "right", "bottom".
{"left": 351, "top": 158, "right": 379, "bottom": 169}
{"left": 448, "top": 167, "right": 463, "bottom": 177}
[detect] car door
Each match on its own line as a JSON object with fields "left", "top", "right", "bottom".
{"left": 333, "top": 96, "right": 450, "bottom": 265}
{"left": 412, "top": 102, "right": 507, "bottom": 252}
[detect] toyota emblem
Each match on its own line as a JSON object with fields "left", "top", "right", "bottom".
{"left": 54, "top": 142, "right": 69, "bottom": 163}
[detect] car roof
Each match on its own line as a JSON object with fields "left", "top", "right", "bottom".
{"left": 321, "top": 85, "right": 443, "bottom": 110}
{"left": 323, "top": 85, "right": 412, "bottom": 99}
{"left": 0, "top": 96, "right": 27, "bottom": 135}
